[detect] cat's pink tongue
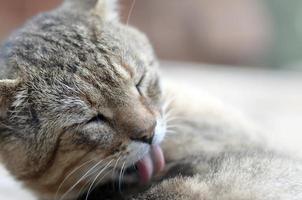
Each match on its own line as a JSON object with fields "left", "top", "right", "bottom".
{"left": 136, "top": 145, "right": 165, "bottom": 184}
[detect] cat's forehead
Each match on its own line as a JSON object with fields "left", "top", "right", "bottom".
{"left": 4, "top": 12, "right": 155, "bottom": 82}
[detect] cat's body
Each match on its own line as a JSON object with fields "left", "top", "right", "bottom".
{"left": 131, "top": 86, "right": 302, "bottom": 200}
{"left": 0, "top": 0, "right": 302, "bottom": 200}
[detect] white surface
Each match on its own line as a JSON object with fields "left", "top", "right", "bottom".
{"left": 162, "top": 62, "right": 302, "bottom": 157}
{"left": 1, "top": 62, "right": 302, "bottom": 199}
{"left": 0, "top": 165, "right": 35, "bottom": 200}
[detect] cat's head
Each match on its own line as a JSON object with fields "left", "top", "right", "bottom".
{"left": 0, "top": 0, "right": 166, "bottom": 199}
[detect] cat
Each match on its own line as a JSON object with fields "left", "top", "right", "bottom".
{"left": 0, "top": 0, "right": 302, "bottom": 200}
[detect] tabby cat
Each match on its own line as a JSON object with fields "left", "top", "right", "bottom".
{"left": 0, "top": 0, "right": 302, "bottom": 200}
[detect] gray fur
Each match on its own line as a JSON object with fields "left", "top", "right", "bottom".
{"left": 0, "top": 0, "right": 302, "bottom": 200}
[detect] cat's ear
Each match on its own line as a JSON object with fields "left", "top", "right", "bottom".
{"left": 62, "top": 0, "right": 119, "bottom": 21}
{"left": 0, "top": 79, "right": 19, "bottom": 119}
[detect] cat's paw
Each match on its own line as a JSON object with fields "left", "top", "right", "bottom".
{"left": 132, "top": 176, "right": 206, "bottom": 200}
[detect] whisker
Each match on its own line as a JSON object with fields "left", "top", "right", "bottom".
{"left": 166, "top": 129, "right": 177, "bottom": 134}
{"left": 90, "top": 169, "right": 114, "bottom": 196}
{"left": 165, "top": 116, "right": 184, "bottom": 122}
{"left": 165, "top": 125, "right": 181, "bottom": 130}
{"left": 165, "top": 120, "right": 181, "bottom": 127}
{"left": 81, "top": 155, "right": 122, "bottom": 197}
{"left": 78, "top": 153, "right": 122, "bottom": 196}
{"left": 76, "top": 160, "right": 112, "bottom": 198}
{"left": 165, "top": 133, "right": 177, "bottom": 138}
{"left": 163, "top": 112, "right": 174, "bottom": 121}
{"left": 59, "top": 158, "right": 108, "bottom": 200}
{"left": 111, "top": 156, "right": 122, "bottom": 190}
{"left": 126, "top": 0, "right": 136, "bottom": 25}
{"left": 118, "top": 161, "right": 126, "bottom": 193}
{"left": 85, "top": 160, "right": 114, "bottom": 200}
{"left": 91, "top": 162, "right": 119, "bottom": 195}
{"left": 163, "top": 110, "right": 178, "bottom": 122}
{"left": 121, "top": 161, "right": 127, "bottom": 186}
{"left": 162, "top": 97, "right": 175, "bottom": 112}
{"left": 55, "top": 159, "right": 95, "bottom": 200}
{"left": 163, "top": 102, "right": 174, "bottom": 113}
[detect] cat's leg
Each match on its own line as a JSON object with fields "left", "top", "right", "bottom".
{"left": 132, "top": 151, "right": 302, "bottom": 200}
{"left": 136, "top": 82, "right": 302, "bottom": 200}
{"left": 161, "top": 81, "right": 264, "bottom": 163}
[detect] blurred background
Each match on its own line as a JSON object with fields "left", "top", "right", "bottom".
{"left": 1, "top": 0, "right": 302, "bottom": 69}
{"left": 0, "top": 1, "right": 302, "bottom": 199}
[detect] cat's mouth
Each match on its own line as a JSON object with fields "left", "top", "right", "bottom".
{"left": 119, "top": 144, "right": 165, "bottom": 185}
{"left": 118, "top": 119, "right": 166, "bottom": 184}
{"left": 135, "top": 145, "right": 165, "bottom": 184}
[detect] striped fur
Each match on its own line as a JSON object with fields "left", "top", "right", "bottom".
{"left": 1, "top": 1, "right": 302, "bottom": 200}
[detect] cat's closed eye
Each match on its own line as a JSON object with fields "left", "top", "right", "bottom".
{"left": 136, "top": 74, "right": 145, "bottom": 96}
{"left": 86, "top": 114, "right": 107, "bottom": 124}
